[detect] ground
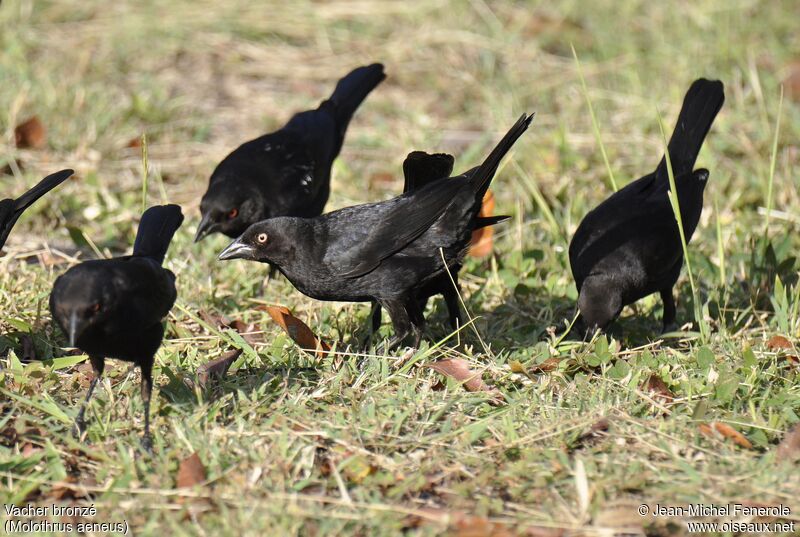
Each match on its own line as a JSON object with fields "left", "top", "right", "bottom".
{"left": 1, "top": 0, "right": 799, "bottom": 535}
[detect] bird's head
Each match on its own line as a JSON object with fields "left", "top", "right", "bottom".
{"left": 217, "top": 219, "right": 294, "bottom": 264}
{"left": 195, "top": 180, "right": 265, "bottom": 242}
{"left": 50, "top": 263, "right": 118, "bottom": 347}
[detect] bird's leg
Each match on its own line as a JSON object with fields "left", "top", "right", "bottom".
{"left": 442, "top": 288, "right": 462, "bottom": 331}
{"left": 139, "top": 358, "right": 154, "bottom": 453}
{"left": 381, "top": 299, "right": 412, "bottom": 352}
{"left": 406, "top": 302, "right": 425, "bottom": 349}
{"left": 74, "top": 355, "right": 104, "bottom": 439}
{"left": 361, "top": 301, "right": 382, "bottom": 350}
{"left": 660, "top": 288, "right": 678, "bottom": 333}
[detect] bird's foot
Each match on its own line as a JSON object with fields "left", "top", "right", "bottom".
{"left": 72, "top": 418, "right": 86, "bottom": 440}
{"left": 661, "top": 322, "right": 679, "bottom": 335}
{"left": 141, "top": 434, "right": 153, "bottom": 454}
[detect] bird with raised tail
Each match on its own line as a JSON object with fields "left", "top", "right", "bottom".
{"left": 219, "top": 114, "right": 533, "bottom": 349}
{"left": 569, "top": 78, "right": 725, "bottom": 334}
{"left": 50, "top": 204, "right": 184, "bottom": 451}
{"left": 195, "top": 63, "right": 386, "bottom": 243}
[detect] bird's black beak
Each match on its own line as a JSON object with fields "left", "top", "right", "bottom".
{"left": 68, "top": 309, "right": 87, "bottom": 347}
{"left": 218, "top": 239, "right": 255, "bottom": 261}
{"left": 194, "top": 213, "right": 219, "bottom": 243}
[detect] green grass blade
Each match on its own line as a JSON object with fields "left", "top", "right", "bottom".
{"left": 571, "top": 44, "right": 617, "bottom": 192}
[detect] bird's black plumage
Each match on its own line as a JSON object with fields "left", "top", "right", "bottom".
{"left": 569, "top": 79, "right": 725, "bottom": 333}
{"left": 367, "top": 151, "right": 509, "bottom": 338}
{"left": 50, "top": 204, "right": 184, "bottom": 450}
{"left": 219, "top": 114, "right": 533, "bottom": 348}
{"left": 0, "top": 169, "right": 73, "bottom": 250}
{"left": 195, "top": 63, "right": 386, "bottom": 242}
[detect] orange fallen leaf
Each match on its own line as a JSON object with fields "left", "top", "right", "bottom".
{"left": 784, "top": 61, "right": 800, "bottom": 102}
{"left": 469, "top": 190, "right": 497, "bottom": 258}
{"left": 699, "top": 422, "right": 753, "bottom": 449}
{"left": 196, "top": 349, "right": 241, "bottom": 388}
{"left": 767, "top": 335, "right": 793, "bottom": 351}
{"left": 426, "top": 358, "right": 496, "bottom": 394}
{"left": 176, "top": 452, "right": 206, "bottom": 488}
{"left": 643, "top": 374, "right": 675, "bottom": 403}
{"left": 529, "top": 357, "right": 562, "bottom": 374}
{"left": 264, "top": 305, "right": 331, "bottom": 358}
{"left": 776, "top": 424, "right": 800, "bottom": 461}
{"left": 14, "top": 116, "right": 46, "bottom": 149}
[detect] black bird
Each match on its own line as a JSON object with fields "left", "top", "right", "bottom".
{"left": 569, "top": 79, "right": 725, "bottom": 333}
{"left": 50, "top": 204, "right": 184, "bottom": 450}
{"left": 195, "top": 63, "right": 386, "bottom": 242}
{"left": 367, "top": 151, "right": 509, "bottom": 339}
{"left": 1, "top": 169, "right": 73, "bottom": 251}
{"left": 219, "top": 114, "right": 533, "bottom": 348}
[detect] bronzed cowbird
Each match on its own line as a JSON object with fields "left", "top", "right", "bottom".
{"left": 195, "top": 63, "right": 386, "bottom": 242}
{"left": 1, "top": 169, "right": 73, "bottom": 251}
{"left": 219, "top": 114, "right": 533, "bottom": 348}
{"left": 50, "top": 204, "right": 184, "bottom": 450}
{"left": 569, "top": 79, "right": 725, "bottom": 333}
{"left": 367, "top": 151, "right": 509, "bottom": 339}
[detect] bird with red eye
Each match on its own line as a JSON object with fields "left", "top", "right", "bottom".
{"left": 50, "top": 204, "right": 184, "bottom": 453}
{"left": 194, "top": 63, "right": 386, "bottom": 244}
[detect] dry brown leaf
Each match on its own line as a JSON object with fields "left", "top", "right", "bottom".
{"left": 767, "top": 335, "right": 793, "bottom": 351}
{"left": 264, "top": 305, "right": 331, "bottom": 358}
{"left": 776, "top": 423, "right": 800, "bottom": 461}
{"left": 469, "top": 190, "right": 497, "bottom": 258}
{"left": 14, "top": 116, "right": 46, "bottom": 149}
{"left": 426, "top": 358, "right": 498, "bottom": 395}
{"left": 699, "top": 422, "right": 753, "bottom": 449}
{"left": 529, "top": 357, "right": 562, "bottom": 374}
{"left": 784, "top": 61, "right": 800, "bottom": 102}
{"left": 643, "top": 374, "right": 675, "bottom": 403}
{"left": 368, "top": 171, "right": 395, "bottom": 188}
{"left": 196, "top": 349, "right": 241, "bottom": 389}
{"left": 177, "top": 452, "right": 206, "bottom": 488}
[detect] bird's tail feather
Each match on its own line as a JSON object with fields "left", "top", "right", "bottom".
{"left": 402, "top": 151, "right": 455, "bottom": 192}
{"left": 12, "top": 169, "right": 73, "bottom": 214}
{"left": 133, "top": 204, "right": 184, "bottom": 264}
{"left": 473, "top": 215, "right": 510, "bottom": 229}
{"left": 657, "top": 78, "right": 725, "bottom": 179}
{"left": 322, "top": 63, "right": 385, "bottom": 138}
{"left": 468, "top": 113, "right": 534, "bottom": 198}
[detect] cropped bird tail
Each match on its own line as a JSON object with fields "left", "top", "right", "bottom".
{"left": 13, "top": 169, "right": 74, "bottom": 214}
{"left": 468, "top": 113, "right": 534, "bottom": 199}
{"left": 402, "top": 151, "right": 455, "bottom": 192}
{"left": 133, "top": 204, "right": 184, "bottom": 264}
{"left": 657, "top": 78, "right": 725, "bottom": 180}
{"left": 321, "top": 63, "right": 386, "bottom": 145}
{"left": 473, "top": 215, "right": 510, "bottom": 229}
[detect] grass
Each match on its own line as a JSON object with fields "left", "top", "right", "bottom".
{"left": 1, "top": 0, "right": 800, "bottom": 534}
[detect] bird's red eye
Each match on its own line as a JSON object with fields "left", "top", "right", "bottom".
{"left": 257, "top": 233, "right": 268, "bottom": 244}
{"left": 90, "top": 303, "right": 101, "bottom": 313}
{"left": 228, "top": 208, "right": 239, "bottom": 219}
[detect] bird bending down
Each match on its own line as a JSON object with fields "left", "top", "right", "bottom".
{"left": 195, "top": 63, "right": 386, "bottom": 242}
{"left": 50, "top": 204, "right": 184, "bottom": 451}
{"left": 219, "top": 114, "right": 533, "bottom": 349}
{"left": 569, "top": 79, "right": 725, "bottom": 334}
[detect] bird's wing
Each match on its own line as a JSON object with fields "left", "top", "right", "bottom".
{"left": 322, "top": 178, "right": 468, "bottom": 278}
